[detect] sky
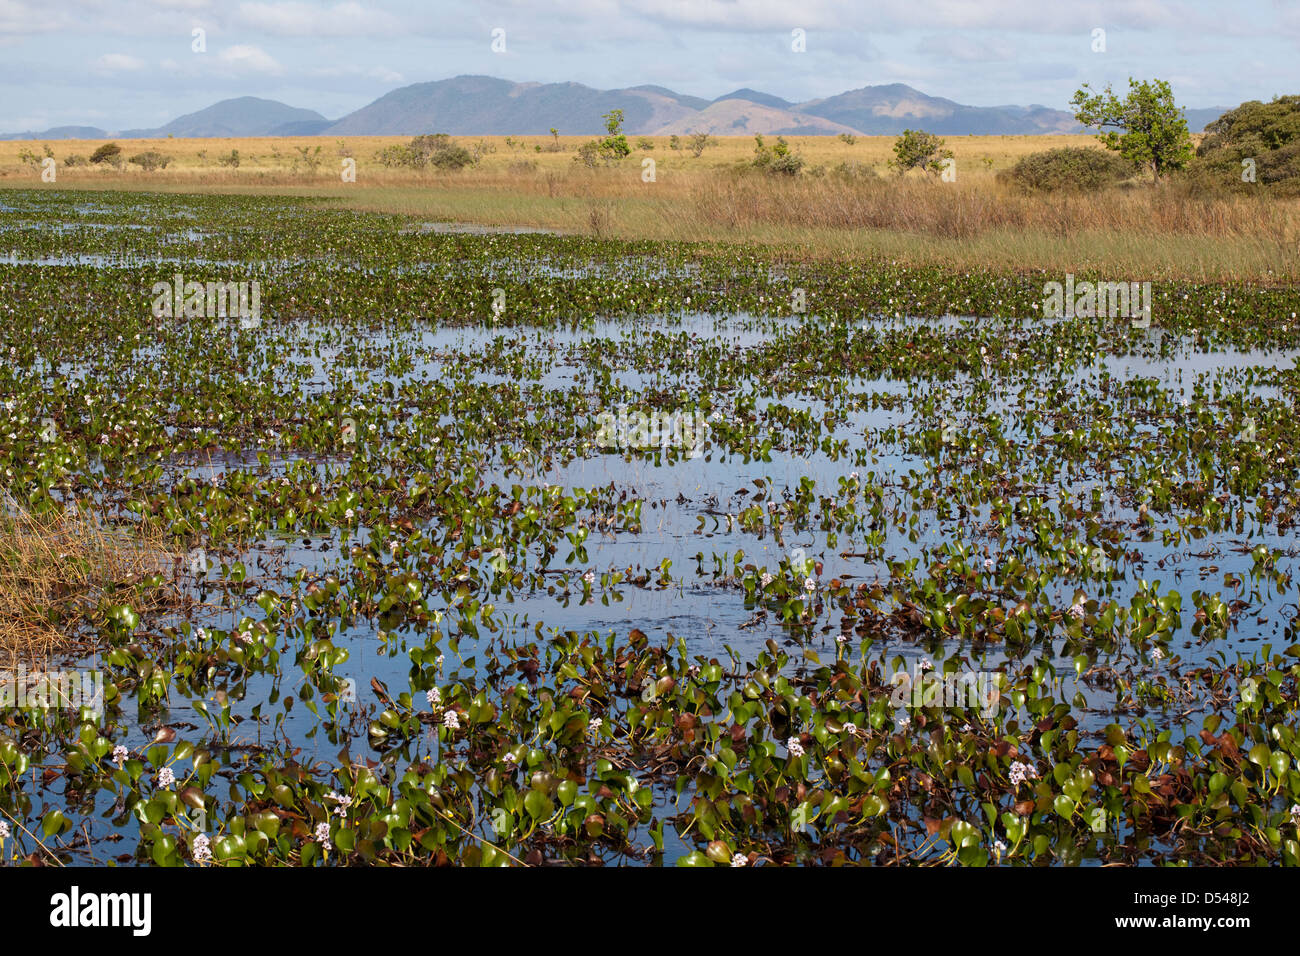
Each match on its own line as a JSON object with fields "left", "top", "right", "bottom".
{"left": 1, "top": 0, "right": 1297, "bottom": 132}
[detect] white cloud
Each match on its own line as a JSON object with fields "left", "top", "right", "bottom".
{"left": 94, "top": 52, "right": 148, "bottom": 72}
{"left": 0, "top": 0, "right": 65, "bottom": 35}
{"left": 915, "top": 34, "right": 1016, "bottom": 63}
{"left": 306, "top": 63, "right": 404, "bottom": 84}
{"left": 235, "top": 1, "right": 404, "bottom": 37}
{"left": 218, "top": 43, "right": 284, "bottom": 74}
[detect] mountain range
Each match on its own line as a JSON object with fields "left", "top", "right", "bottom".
{"left": 0, "top": 76, "right": 1229, "bottom": 140}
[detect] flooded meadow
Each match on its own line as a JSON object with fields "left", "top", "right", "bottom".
{"left": 1, "top": 190, "right": 1299, "bottom": 866}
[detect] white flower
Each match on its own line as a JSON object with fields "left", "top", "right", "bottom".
{"left": 897, "top": 716, "right": 910, "bottom": 730}
{"left": 326, "top": 791, "right": 353, "bottom": 816}
{"left": 315, "top": 821, "right": 332, "bottom": 849}
{"left": 1009, "top": 761, "right": 1037, "bottom": 787}
{"left": 786, "top": 736, "right": 805, "bottom": 758}
{"left": 426, "top": 687, "right": 441, "bottom": 709}
{"left": 918, "top": 658, "right": 934, "bottom": 672}
{"left": 1152, "top": 646, "right": 1164, "bottom": 661}
{"left": 760, "top": 572, "right": 773, "bottom": 587}
{"left": 192, "top": 833, "right": 212, "bottom": 864}
{"left": 1067, "top": 603, "right": 1084, "bottom": 621}
{"left": 582, "top": 570, "right": 595, "bottom": 585}
{"left": 111, "top": 744, "right": 129, "bottom": 766}
{"left": 589, "top": 717, "right": 602, "bottom": 734}
{"left": 344, "top": 508, "right": 355, "bottom": 520}
{"left": 994, "top": 840, "right": 1007, "bottom": 855}
{"left": 984, "top": 558, "right": 994, "bottom": 572}
{"left": 730, "top": 852, "right": 748, "bottom": 867}
{"left": 443, "top": 709, "right": 460, "bottom": 731}
{"left": 1290, "top": 804, "right": 1300, "bottom": 826}
{"left": 157, "top": 766, "right": 176, "bottom": 788}
{"left": 803, "top": 577, "right": 816, "bottom": 592}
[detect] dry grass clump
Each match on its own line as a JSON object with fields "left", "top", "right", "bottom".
{"left": 0, "top": 496, "right": 178, "bottom": 661}
{"left": 684, "top": 173, "right": 1299, "bottom": 243}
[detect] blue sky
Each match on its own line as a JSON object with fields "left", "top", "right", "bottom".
{"left": 1, "top": 0, "right": 1297, "bottom": 131}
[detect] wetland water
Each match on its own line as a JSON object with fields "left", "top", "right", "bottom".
{"left": 1, "top": 190, "right": 1299, "bottom": 866}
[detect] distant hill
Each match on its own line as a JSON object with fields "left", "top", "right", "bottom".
{"left": 0, "top": 125, "right": 108, "bottom": 141}
{"left": 324, "top": 75, "right": 701, "bottom": 136}
{"left": 0, "top": 79, "right": 1234, "bottom": 140}
{"left": 652, "top": 99, "right": 859, "bottom": 136}
{"left": 798, "top": 84, "right": 1081, "bottom": 135}
{"left": 321, "top": 76, "right": 1088, "bottom": 136}
{"left": 122, "top": 97, "right": 330, "bottom": 138}
{"left": 713, "top": 88, "right": 794, "bottom": 110}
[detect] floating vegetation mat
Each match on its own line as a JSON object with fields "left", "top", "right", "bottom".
{"left": 1, "top": 189, "right": 1299, "bottom": 866}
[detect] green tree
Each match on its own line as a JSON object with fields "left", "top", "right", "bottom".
{"left": 889, "top": 129, "right": 952, "bottom": 176}
{"left": 1070, "top": 78, "right": 1192, "bottom": 184}
{"left": 597, "top": 110, "right": 630, "bottom": 161}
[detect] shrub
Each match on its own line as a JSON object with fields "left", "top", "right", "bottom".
{"left": 89, "top": 142, "right": 122, "bottom": 166}
{"left": 829, "top": 160, "right": 878, "bottom": 181}
{"left": 838, "top": 132, "right": 858, "bottom": 145}
{"left": 294, "top": 145, "right": 323, "bottom": 174}
{"left": 635, "top": 137, "right": 655, "bottom": 151}
{"left": 751, "top": 134, "right": 804, "bottom": 175}
{"left": 689, "top": 131, "right": 716, "bottom": 157}
{"left": 575, "top": 112, "right": 632, "bottom": 167}
{"left": 889, "top": 129, "right": 952, "bottom": 176}
{"left": 574, "top": 141, "right": 600, "bottom": 168}
{"left": 217, "top": 149, "right": 241, "bottom": 169}
{"left": 669, "top": 135, "right": 682, "bottom": 151}
{"left": 129, "top": 151, "right": 171, "bottom": 172}
{"left": 1191, "top": 96, "right": 1300, "bottom": 194}
{"left": 999, "top": 147, "right": 1134, "bottom": 192}
{"left": 377, "top": 134, "right": 477, "bottom": 171}
{"left": 63, "top": 154, "right": 87, "bottom": 168}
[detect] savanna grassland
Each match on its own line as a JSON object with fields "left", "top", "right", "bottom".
{"left": 3, "top": 132, "right": 1296, "bottom": 282}
{"left": 0, "top": 126, "right": 1299, "bottom": 868}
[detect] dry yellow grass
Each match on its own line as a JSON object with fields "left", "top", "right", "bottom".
{"left": 0, "top": 497, "right": 177, "bottom": 661}
{"left": 1, "top": 132, "right": 1295, "bottom": 282}
{"left": 0, "top": 132, "right": 1106, "bottom": 178}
